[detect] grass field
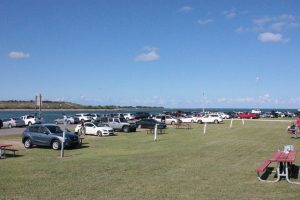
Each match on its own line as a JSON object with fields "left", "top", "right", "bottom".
{"left": 1, "top": 120, "right": 300, "bottom": 199}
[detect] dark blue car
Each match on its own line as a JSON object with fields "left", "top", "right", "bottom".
{"left": 22, "top": 124, "right": 80, "bottom": 150}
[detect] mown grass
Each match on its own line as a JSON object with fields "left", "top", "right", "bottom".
{"left": 1, "top": 120, "right": 300, "bottom": 200}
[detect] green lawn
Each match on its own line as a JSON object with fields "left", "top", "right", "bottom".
{"left": 1, "top": 120, "right": 300, "bottom": 199}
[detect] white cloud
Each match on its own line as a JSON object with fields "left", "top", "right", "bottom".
{"left": 198, "top": 19, "right": 214, "bottom": 25}
{"left": 179, "top": 6, "right": 193, "bottom": 13}
{"left": 134, "top": 46, "right": 160, "bottom": 62}
{"left": 253, "top": 14, "right": 299, "bottom": 32}
{"left": 8, "top": 51, "right": 30, "bottom": 59}
{"left": 258, "top": 32, "right": 289, "bottom": 43}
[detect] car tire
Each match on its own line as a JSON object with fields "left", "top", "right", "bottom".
{"left": 214, "top": 120, "right": 219, "bottom": 124}
{"left": 123, "top": 126, "right": 130, "bottom": 133}
{"left": 97, "top": 131, "right": 102, "bottom": 137}
{"left": 8, "top": 124, "right": 12, "bottom": 129}
{"left": 24, "top": 138, "right": 32, "bottom": 149}
{"left": 52, "top": 140, "right": 61, "bottom": 150}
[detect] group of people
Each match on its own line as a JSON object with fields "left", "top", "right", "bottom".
{"left": 288, "top": 116, "right": 300, "bottom": 136}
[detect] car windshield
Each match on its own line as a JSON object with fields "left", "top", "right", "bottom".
{"left": 45, "top": 125, "right": 63, "bottom": 134}
{"left": 93, "top": 122, "right": 106, "bottom": 127}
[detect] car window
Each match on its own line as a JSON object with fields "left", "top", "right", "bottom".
{"left": 28, "top": 126, "right": 39, "bottom": 132}
{"left": 45, "top": 125, "right": 63, "bottom": 134}
{"left": 39, "top": 126, "right": 49, "bottom": 134}
{"left": 85, "top": 123, "right": 94, "bottom": 127}
{"left": 109, "top": 118, "right": 113, "bottom": 122}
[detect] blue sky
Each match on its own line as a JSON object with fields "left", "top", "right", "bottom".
{"left": 1, "top": 0, "right": 300, "bottom": 108}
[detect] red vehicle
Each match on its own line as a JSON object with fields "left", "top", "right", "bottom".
{"left": 238, "top": 113, "right": 259, "bottom": 119}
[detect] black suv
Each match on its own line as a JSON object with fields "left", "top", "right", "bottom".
{"left": 22, "top": 124, "right": 80, "bottom": 150}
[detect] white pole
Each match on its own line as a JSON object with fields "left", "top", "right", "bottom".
{"left": 204, "top": 123, "right": 207, "bottom": 134}
{"left": 154, "top": 124, "right": 157, "bottom": 141}
{"left": 230, "top": 118, "right": 233, "bottom": 128}
{"left": 61, "top": 132, "right": 65, "bottom": 158}
{"left": 242, "top": 118, "right": 245, "bottom": 125}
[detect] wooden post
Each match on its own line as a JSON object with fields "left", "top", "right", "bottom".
{"left": 204, "top": 123, "right": 207, "bottom": 134}
{"left": 61, "top": 132, "right": 65, "bottom": 158}
{"left": 154, "top": 124, "right": 157, "bottom": 141}
{"left": 230, "top": 118, "right": 233, "bottom": 128}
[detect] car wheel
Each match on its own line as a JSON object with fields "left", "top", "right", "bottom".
{"left": 198, "top": 120, "right": 202, "bottom": 124}
{"left": 171, "top": 121, "right": 175, "bottom": 125}
{"left": 24, "top": 138, "right": 32, "bottom": 149}
{"left": 8, "top": 124, "right": 12, "bottom": 128}
{"left": 97, "top": 131, "right": 103, "bottom": 137}
{"left": 28, "top": 122, "right": 32, "bottom": 126}
{"left": 52, "top": 140, "right": 61, "bottom": 150}
{"left": 123, "top": 126, "right": 130, "bottom": 133}
{"left": 214, "top": 120, "right": 219, "bottom": 124}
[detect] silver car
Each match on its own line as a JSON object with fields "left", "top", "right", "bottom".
{"left": 2, "top": 118, "right": 25, "bottom": 128}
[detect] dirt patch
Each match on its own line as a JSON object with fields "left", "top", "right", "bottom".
{"left": 0, "top": 139, "right": 25, "bottom": 149}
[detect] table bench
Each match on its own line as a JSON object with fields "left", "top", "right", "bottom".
{"left": 4, "top": 148, "right": 19, "bottom": 157}
{"left": 146, "top": 129, "right": 166, "bottom": 134}
{"left": 175, "top": 123, "right": 191, "bottom": 129}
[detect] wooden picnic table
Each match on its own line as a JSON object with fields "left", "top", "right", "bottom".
{"left": 0, "top": 144, "right": 13, "bottom": 159}
{"left": 146, "top": 128, "right": 166, "bottom": 134}
{"left": 256, "top": 149, "right": 299, "bottom": 184}
{"left": 174, "top": 123, "right": 191, "bottom": 129}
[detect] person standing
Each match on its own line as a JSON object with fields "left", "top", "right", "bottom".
{"left": 63, "top": 114, "right": 67, "bottom": 126}
{"left": 80, "top": 119, "right": 86, "bottom": 136}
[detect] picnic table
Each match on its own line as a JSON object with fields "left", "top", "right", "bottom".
{"left": 0, "top": 144, "right": 12, "bottom": 159}
{"left": 146, "top": 128, "right": 166, "bottom": 134}
{"left": 256, "top": 148, "right": 300, "bottom": 184}
{"left": 174, "top": 123, "right": 191, "bottom": 129}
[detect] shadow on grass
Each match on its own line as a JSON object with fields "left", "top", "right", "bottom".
{"left": 290, "top": 164, "right": 299, "bottom": 179}
{"left": 260, "top": 167, "right": 278, "bottom": 180}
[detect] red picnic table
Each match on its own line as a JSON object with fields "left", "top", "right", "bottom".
{"left": 256, "top": 149, "right": 300, "bottom": 184}
{"left": 0, "top": 144, "right": 13, "bottom": 159}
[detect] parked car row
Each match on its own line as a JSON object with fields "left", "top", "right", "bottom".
{"left": 0, "top": 115, "right": 43, "bottom": 129}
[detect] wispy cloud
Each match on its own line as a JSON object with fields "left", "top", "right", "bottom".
{"left": 179, "top": 6, "right": 193, "bottom": 13}
{"left": 258, "top": 32, "right": 289, "bottom": 43}
{"left": 198, "top": 18, "right": 214, "bottom": 25}
{"left": 8, "top": 51, "right": 30, "bottom": 59}
{"left": 134, "top": 46, "right": 160, "bottom": 62}
{"left": 253, "top": 14, "right": 299, "bottom": 32}
{"left": 223, "top": 9, "right": 237, "bottom": 19}
{"left": 235, "top": 26, "right": 250, "bottom": 33}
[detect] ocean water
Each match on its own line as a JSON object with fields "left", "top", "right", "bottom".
{"left": 0, "top": 108, "right": 297, "bottom": 123}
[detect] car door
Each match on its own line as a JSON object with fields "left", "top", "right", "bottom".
{"left": 84, "top": 123, "right": 96, "bottom": 135}
{"left": 37, "top": 126, "right": 52, "bottom": 146}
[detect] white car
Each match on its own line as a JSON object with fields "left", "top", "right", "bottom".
{"left": 20, "top": 115, "right": 42, "bottom": 126}
{"left": 179, "top": 116, "right": 195, "bottom": 123}
{"left": 75, "top": 122, "right": 115, "bottom": 136}
{"left": 90, "top": 113, "right": 101, "bottom": 121}
{"left": 197, "top": 114, "right": 223, "bottom": 124}
{"left": 214, "top": 112, "right": 230, "bottom": 119}
{"left": 74, "top": 113, "right": 93, "bottom": 122}
{"left": 123, "top": 113, "right": 135, "bottom": 120}
{"left": 153, "top": 115, "right": 178, "bottom": 125}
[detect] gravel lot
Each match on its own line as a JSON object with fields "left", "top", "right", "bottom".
{"left": 0, "top": 124, "right": 77, "bottom": 136}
